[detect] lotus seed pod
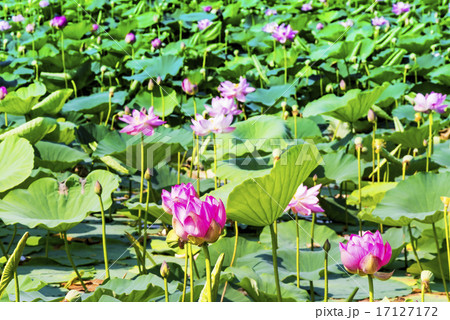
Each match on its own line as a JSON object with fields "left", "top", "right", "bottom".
{"left": 354, "top": 137, "right": 363, "bottom": 148}
{"left": 325, "top": 83, "right": 334, "bottom": 93}
{"left": 272, "top": 149, "right": 281, "bottom": 162}
{"left": 233, "top": 49, "right": 239, "bottom": 56}
{"left": 281, "top": 101, "right": 287, "bottom": 109}
{"left": 18, "top": 45, "right": 26, "bottom": 53}
{"left": 144, "top": 168, "right": 151, "bottom": 181}
{"left": 421, "top": 270, "right": 434, "bottom": 285}
{"left": 441, "top": 197, "right": 450, "bottom": 207}
{"left": 323, "top": 239, "right": 331, "bottom": 253}
{"left": 404, "top": 64, "right": 411, "bottom": 70}
{"left": 292, "top": 105, "right": 299, "bottom": 116}
{"left": 63, "top": 290, "right": 82, "bottom": 302}
{"left": 402, "top": 155, "right": 413, "bottom": 164}
{"left": 31, "top": 60, "right": 37, "bottom": 66}
{"left": 160, "top": 261, "right": 170, "bottom": 278}
{"left": 283, "top": 111, "right": 289, "bottom": 120}
{"left": 410, "top": 53, "right": 416, "bottom": 61}
{"left": 94, "top": 181, "right": 102, "bottom": 195}
{"left": 414, "top": 112, "right": 422, "bottom": 123}
{"left": 109, "top": 87, "right": 115, "bottom": 97}
{"left": 413, "top": 148, "right": 418, "bottom": 157}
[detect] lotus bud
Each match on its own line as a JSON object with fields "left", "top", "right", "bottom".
{"left": 100, "top": 65, "right": 107, "bottom": 73}
{"left": 413, "top": 148, "right": 418, "bottom": 157}
{"left": 63, "top": 290, "right": 82, "bottom": 302}
{"left": 156, "top": 76, "right": 162, "bottom": 85}
{"left": 148, "top": 79, "right": 154, "bottom": 91}
{"left": 292, "top": 105, "right": 299, "bottom": 117}
{"left": 97, "top": 36, "right": 102, "bottom": 45}
{"left": 323, "top": 239, "right": 331, "bottom": 253}
{"left": 305, "top": 60, "right": 311, "bottom": 66}
{"left": 354, "top": 137, "right": 363, "bottom": 149}
{"left": 421, "top": 270, "right": 434, "bottom": 291}
{"left": 283, "top": 111, "right": 289, "bottom": 120}
{"left": 31, "top": 60, "right": 37, "bottom": 66}
{"left": 200, "top": 68, "right": 206, "bottom": 76}
{"left": 94, "top": 181, "right": 102, "bottom": 195}
{"left": 402, "top": 155, "right": 413, "bottom": 170}
{"left": 180, "top": 42, "right": 186, "bottom": 50}
{"left": 441, "top": 197, "right": 450, "bottom": 207}
{"left": 272, "top": 149, "right": 281, "bottom": 164}
{"left": 414, "top": 112, "right": 421, "bottom": 123}
{"left": 404, "top": 64, "right": 411, "bottom": 70}
{"left": 368, "top": 109, "right": 377, "bottom": 123}
{"left": 410, "top": 53, "right": 416, "bottom": 62}
{"left": 339, "top": 79, "right": 346, "bottom": 91}
{"left": 0, "top": 87, "right": 7, "bottom": 100}
{"left": 325, "top": 83, "right": 334, "bottom": 93}
{"left": 18, "top": 45, "right": 26, "bottom": 53}
{"left": 16, "top": 31, "right": 22, "bottom": 39}
{"left": 124, "top": 106, "right": 131, "bottom": 115}
{"left": 423, "top": 139, "right": 428, "bottom": 147}
{"left": 233, "top": 49, "right": 239, "bottom": 57}
{"left": 144, "top": 168, "right": 151, "bottom": 181}
{"left": 281, "top": 100, "right": 287, "bottom": 110}
{"left": 109, "top": 87, "right": 115, "bottom": 98}
{"left": 225, "top": 29, "right": 229, "bottom": 36}
{"left": 160, "top": 261, "right": 169, "bottom": 278}
{"left": 313, "top": 174, "right": 318, "bottom": 182}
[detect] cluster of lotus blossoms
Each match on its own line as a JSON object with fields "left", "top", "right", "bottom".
{"left": 162, "top": 183, "right": 226, "bottom": 246}
{"left": 414, "top": 92, "right": 448, "bottom": 114}
{"left": 392, "top": 2, "right": 411, "bottom": 15}
{"left": 371, "top": 16, "right": 389, "bottom": 27}
{"left": 198, "top": 19, "right": 212, "bottom": 31}
{"left": 263, "top": 22, "right": 298, "bottom": 44}
{"left": 189, "top": 77, "right": 255, "bottom": 136}
{"left": 118, "top": 107, "right": 166, "bottom": 136}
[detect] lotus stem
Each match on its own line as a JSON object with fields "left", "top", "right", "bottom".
{"left": 283, "top": 46, "right": 287, "bottom": 84}
{"left": 4, "top": 113, "right": 7, "bottom": 127}
{"left": 182, "top": 248, "right": 188, "bottom": 302}
{"left": 97, "top": 194, "right": 110, "bottom": 279}
{"left": 5, "top": 224, "right": 17, "bottom": 255}
{"left": 62, "top": 232, "right": 88, "bottom": 291}
{"left": 324, "top": 249, "right": 329, "bottom": 302}
{"left": 105, "top": 90, "right": 112, "bottom": 126}
{"left": 177, "top": 152, "right": 181, "bottom": 184}
{"left": 164, "top": 277, "right": 169, "bottom": 302}
{"left": 60, "top": 32, "right": 68, "bottom": 89}
{"left": 345, "top": 287, "right": 359, "bottom": 302}
{"left": 296, "top": 213, "right": 300, "bottom": 288}
{"left": 14, "top": 271, "right": 19, "bottom": 302}
{"left": 220, "top": 221, "right": 239, "bottom": 302}
{"left": 202, "top": 244, "right": 212, "bottom": 302}
{"left": 142, "top": 176, "right": 151, "bottom": 272}
{"left": 357, "top": 146, "right": 362, "bottom": 227}
{"left": 331, "top": 121, "right": 340, "bottom": 141}
{"left": 368, "top": 274, "right": 374, "bottom": 302}
{"left": 138, "top": 134, "right": 145, "bottom": 236}
{"left": 189, "top": 243, "right": 194, "bottom": 302}
{"left": 421, "top": 281, "right": 425, "bottom": 302}
{"left": 310, "top": 213, "right": 316, "bottom": 301}
{"left": 270, "top": 223, "right": 282, "bottom": 302}
{"left": 159, "top": 86, "right": 165, "bottom": 121}
{"left": 372, "top": 123, "right": 376, "bottom": 183}
{"left": 196, "top": 135, "right": 200, "bottom": 194}
{"left": 431, "top": 222, "right": 449, "bottom": 301}
{"left": 294, "top": 113, "right": 298, "bottom": 139}
{"left": 408, "top": 224, "right": 422, "bottom": 272}
{"left": 426, "top": 112, "right": 433, "bottom": 172}
{"left": 444, "top": 203, "right": 450, "bottom": 282}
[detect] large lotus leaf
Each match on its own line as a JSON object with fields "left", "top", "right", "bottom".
{"left": 34, "top": 141, "right": 91, "bottom": 172}
{"left": 225, "top": 143, "right": 321, "bottom": 226}
{"left": 429, "top": 64, "right": 450, "bottom": 86}
{"left": 0, "top": 170, "right": 120, "bottom": 232}
{"left": 218, "top": 115, "right": 289, "bottom": 158}
{"left": 62, "top": 91, "right": 127, "bottom": 114}
{"left": 397, "top": 34, "right": 440, "bottom": 56}
{"left": 347, "top": 182, "right": 398, "bottom": 208}
{"left": 432, "top": 140, "right": 450, "bottom": 168}
{"left": 44, "top": 121, "right": 77, "bottom": 145}
{"left": 125, "top": 55, "right": 184, "bottom": 81}
{"left": 92, "top": 127, "right": 191, "bottom": 169}
{"left": 151, "top": 166, "right": 214, "bottom": 194}
{"left": 132, "top": 87, "right": 178, "bottom": 118}
{"left": 321, "top": 151, "right": 370, "bottom": 185}
{"left": 0, "top": 136, "right": 34, "bottom": 192}
{"left": 303, "top": 84, "right": 388, "bottom": 124}
{"left": 387, "top": 125, "right": 430, "bottom": 149}
{"left": 0, "top": 117, "right": 57, "bottom": 144}
{"left": 0, "top": 82, "right": 46, "bottom": 115}
{"left": 376, "top": 82, "right": 410, "bottom": 109}
{"left": 369, "top": 172, "right": 450, "bottom": 226}
{"left": 123, "top": 200, "right": 172, "bottom": 225}
{"left": 31, "top": 89, "right": 73, "bottom": 117}
{"left": 62, "top": 21, "right": 92, "bottom": 40}
{"left": 285, "top": 117, "right": 322, "bottom": 139}
{"left": 246, "top": 85, "right": 296, "bottom": 106}
{"left": 216, "top": 155, "right": 272, "bottom": 181}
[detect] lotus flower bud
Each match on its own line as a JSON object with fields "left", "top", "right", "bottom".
{"left": 404, "top": 64, "right": 411, "bottom": 70}
{"left": 0, "top": 87, "right": 7, "bottom": 100}
{"left": 97, "top": 36, "right": 102, "bottom": 45}
{"left": 156, "top": 76, "right": 162, "bottom": 85}
{"left": 144, "top": 168, "right": 151, "bottom": 181}
{"left": 339, "top": 79, "right": 346, "bottom": 91}
{"left": 281, "top": 100, "right": 287, "bottom": 110}
{"left": 325, "top": 83, "right": 334, "bottom": 93}
{"left": 283, "top": 111, "right": 289, "bottom": 120}
{"left": 160, "top": 261, "right": 169, "bottom": 278}
{"left": 148, "top": 79, "right": 154, "bottom": 91}
{"left": 100, "top": 65, "right": 107, "bottom": 73}
{"left": 423, "top": 139, "right": 428, "bottom": 147}
{"left": 94, "top": 181, "right": 102, "bottom": 195}
{"left": 63, "top": 290, "right": 82, "bottom": 302}
{"left": 233, "top": 49, "right": 239, "bottom": 57}
{"left": 109, "top": 87, "right": 115, "bottom": 98}
{"left": 180, "top": 42, "right": 186, "bottom": 50}
{"left": 410, "top": 53, "right": 416, "bottom": 62}
{"left": 313, "top": 174, "right": 318, "bottom": 182}
{"left": 368, "top": 109, "right": 377, "bottom": 123}
{"left": 31, "top": 60, "right": 37, "bottom": 66}
{"left": 414, "top": 112, "right": 422, "bottom": 123}
{"left": 124, "top": 106, "right": 131, "bottom": 115}
{"left": 323, "top": 239, "right": 331, "bottom": 253}
{"left": 18, "top": 45, "right": 26, "bottom": 53}
{"left": 441, "top": 197, "right": 450, "bottom": 207}
{"left": 125, "top": 32, "right": 136, "bottom": 44}
{"left": 354, "top": 137, "right": 363, "bottom": 149}
{"left": 413, "top": 148, "right": 418, "bottom": 157}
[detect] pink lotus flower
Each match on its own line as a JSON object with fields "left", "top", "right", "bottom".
{"left": 190, "top": 114, "right": 236, "bottom": 136}
{"left": 172, "top": 195, "right": 226, "bottom": 245}
{"left": 301, "top": 3, "right": 313, "bottom": 11}
{"left": 265, "top": 9, "right": 277, "bottom": 16}
{"left": 414, "top": 92, "right": 448, "bottom": 114}
{"left": 161, "top": 183, "right": 198, "bottom": 215}
{"left": 339, "top": 231, "right": 392, "bottom": 276}
{"left": 218, "top": 76, "right": 255, "bottom": 102}
{"left": 340, "top": 19, "right": 354, "bottom": 28}
{"left": 26, "top": 23, "right": 35, "bottom": 34}
{"left": 272, "top": 23, "right": 298, "bottom": 44}
{"left": 392, "top": 2, "right": 410, "bottom": 15}
{"left": 203, "top": 6, "right": 212, "bottom": 12}
{"left": 50, "top": 16, "right": 68, "bottom": 29}
{"left": 151, "top": 38, "right": 161, "bottom": 49}
{"left": 205, "top": 97, "right": 241, "bottom": 117}
{"left": 316, "top": 22, "right": 324, "bottom": 30}
{"left": 92, "top": 24, "right": 99, "bottom": 31}
{"left": 285, "top": 184, "right": 324, "bottom": 216}
{"left": 0, "top": 86, "right": 7, "bottom": 100}
{"left": 181, "top": 78, "right": 198, "bottom": 96}
{"left": 125, "top": 32, "right": 136, "bottom": 44}
{"left": 198, "top": 19, "right": 212, "bottom": 31}
{"left": 262, "top": 22, "right": 278, "bottom": 34}
{"left": 372, "top": 17, "right": 389, "bottom": 26}
{"left": 118, "top": 107, "right": 165, "bottom": 136}
{"left": 39, "top": 0, "right": 49, "bottom": 7}
{"left": 12, "top": 15, "right": 25, "bottom": 23}
{"left": 0, "top": 21, "right": 11, "bottom": 32}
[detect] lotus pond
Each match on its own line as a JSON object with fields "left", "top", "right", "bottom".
{"left": 0, "top": 0, "right": 449, "bottom": 303}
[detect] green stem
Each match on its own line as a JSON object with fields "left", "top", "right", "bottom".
{"left": 324, "top": 250, "right": 328, "bottom": 302}
{"left": 213, "top": 134, "right": 218, "bottom": 190}
{"left": 345, "top": 287, "right": 359, "bottom": 302}
{"left": 283, "top": 46, "right": 287, "bottom": 84}
{"left": 105, "top": 91, "right": 112, "bottom": 126}
{"left": 426, "top": 112, "right": 433, "bottom": 172}
{"left": 220, "top": 221, "right": 239, "bottom": 302}
{"left": 142, "top": 178, "right": 151, "bottom": 272}
{"left": 368, "top": 274, "right": 374, "bottom": 302}
{"left": 182, "top": 248, "right": 188, "bottom": 302}
{"left": 177, "top": 152, "right": 181, "bottom": 185}
{"left": 196, "top": 135, "right": 200, "bottom": 194}
{"left": 269, "top": 223, "right": 282, "bottom": 302}
{"left": 138, "top": 134, "right": 144, "bottom": 236}
{"left": 421, "top": 283, "right": 425, "bottom": 302}
{"left": 444, "top": 204, "right": 450, "bottom": 282}
{"left": 376, "top": 151, "right": 381, "bottom": 183}
{"left": 62, "top": 232, "right": 88, "bottom": 291}
{"left": 203, "top": 244, "right": 212, "bottom": 302}
{"left": 60, "top": 32, "right": 68, "bottom": 89}
{"left": 159, "top": 86, "right": 165, "bottom": 121}
{"left": 372, "top": 123, "right": 376, "bottom": 183}
{"left": 408, "top": 224, "right": 422, "bottom": 272}
{"left": 189, "top": 243, "right": 194, "bottom": 302}
{"left": 4, "top": 113, "right": 7, "bottom": 127}
{"left": 294, "top": 114, "right": 297, "bottom": 139}
{"left": 164, "top": 277, "right": 169, "bottom": 302}
{"left": 98, "top": 195, "right": 110, "bottom": 279}
{"left": 14, "top": 271, "right": 19, "bottom": 302}
{"left": 5, "top": 224, "right": 17, "bottom": 255}
{"left": 432, "top": 222, "right": 450, "bottom": 301}
{"left": 296, "top": 213, "right": 300, "bottom": 288}
{"left": 357, "top": 147, "right": 362, "bottom": 215}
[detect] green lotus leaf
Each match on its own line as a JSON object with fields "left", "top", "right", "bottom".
{"left": 132, "top": 87, "right": 178, "bottom": 118}
{"left": 246, "top": 85, "right": 296, "bottom": 106}
{"left": 34, "top": 141, "right": 91, "bottom": 172}
{"left": 429, "top": 64, "right": 450, "bottom": 86}
{"left": 321, "top": 151, "right": 371, "bottom": 185}
{"left": 368, "top": 172, "right": 450, "bottom": 226}
{"left": 125, "top": 55, "right": 184, "bottom": 81}
{"left": 0, "top": 82, "right": 46, "bottom": 115}
{"left": 216, "top": 155, "right": 272, "bottom": 181}
{"left": 0, "top": 170, "right": 120, "bottom": 232}
{"left": 303, "top": 84, "right": 388, "bottom": 124}
{"left": 123, "top": 200, "right": 172, "bottom": 225}
{"left": 387, "top": 125, "right": 430, "bottom": 149}
{"left": 432, "top": 140, "right": 450, "bottom": 168}
{"left": 31, "top": 89, "right": 73, "bottom": 117}
{"left": 347, "top": 182, "right": 397, "bottom": 208}
{"left": 62, "top": 91, "right": 127, "bottom": 114}
{"left": 0, "top": 136, "right": 34, "bottom": 193}
{"left": 62, "top": 21, "right": 92, "bottom": 40}
{"left": 44, "top": 121, "right": 77, "bottom": 145}
{"left": 0, "top": 117, "right": 57, "bottom": 144}
{"left": 225, "top": 143, "right": 321, "bottom": 226}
